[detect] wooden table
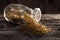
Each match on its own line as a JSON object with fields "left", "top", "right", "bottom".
{"left": 0, "top": 14, "right": 60, "bottom": 40}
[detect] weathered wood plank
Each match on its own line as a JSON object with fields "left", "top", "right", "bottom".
{"left": 41, "top": 14, "right": 60, "bottom": 20}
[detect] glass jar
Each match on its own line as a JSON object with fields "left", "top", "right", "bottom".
{"left": 4, "top": 4, "right": 41, "bottom": 23}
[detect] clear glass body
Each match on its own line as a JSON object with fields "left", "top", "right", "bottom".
{"left": 4, "top": 4, "right": 41, "bottom": 25}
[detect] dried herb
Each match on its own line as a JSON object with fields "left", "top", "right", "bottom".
{"left": 6, "top": 10, "right": 53, "bottom": 35}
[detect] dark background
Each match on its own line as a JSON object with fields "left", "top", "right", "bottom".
{"left": 0, "top": 0, "right": 60, "bottom": 14}
{"left": 0, "top": 0, "right": 60, "bottom": 40}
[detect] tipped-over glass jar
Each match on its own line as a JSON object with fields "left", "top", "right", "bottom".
{"left": 4, "top": 4, "right": 41, "bottom": 24}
